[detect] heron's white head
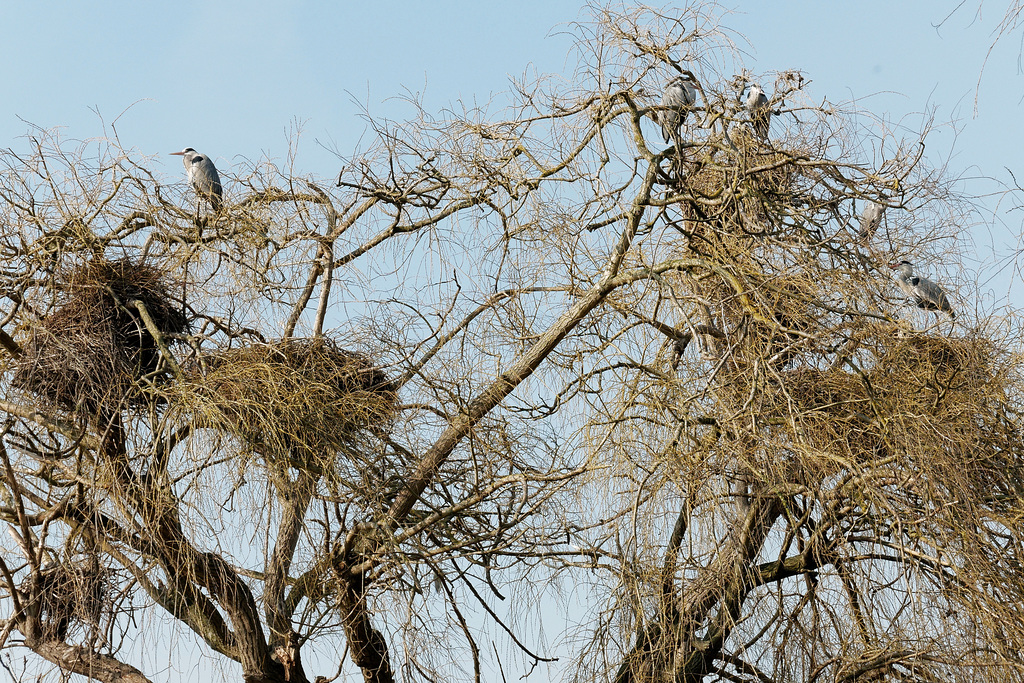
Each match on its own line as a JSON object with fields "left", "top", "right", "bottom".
{"left": 668, "top": 74, "right": 696, "bottom": 89}
{"left": 170, "top": 148, "right": 196, "bottom": 157}
{"left": 888, "top": 260, "right": 915, "bottom": 277}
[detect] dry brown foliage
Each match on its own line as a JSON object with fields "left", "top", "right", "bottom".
{"left": 172, "top": 337, "right": 397, "bottom": 466}
{"left": 0, "top": 5, "right": 1022, "bottom": 683}
{"left": 25, "top": 559, "right": 108, "bottom": 642}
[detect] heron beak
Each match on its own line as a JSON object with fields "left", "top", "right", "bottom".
{"left": 170, "top": 151, "right": 185, "bottom": 156}
{"left": 887, "top": 262, "right": 899, "bottom": 269}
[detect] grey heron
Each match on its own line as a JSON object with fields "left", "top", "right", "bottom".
{"left": 171, "top": 148, "right": 223, "bottom": 212}
{"left": 889, "top": 260, "right": 955, "bottom": 318}
{"left": 658, "top": 75, "right": 698, "bottom": 143}
{"left": 745, "top": 83, "right": 770, "bottom": 140}
{"left": 858, "top": 201, "right": 885, "bottom": 242}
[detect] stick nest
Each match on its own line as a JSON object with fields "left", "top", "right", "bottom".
{"left": 678, "top": 129, "right": 799, "bottom": 252}
{"left": 11, "top": 258, "right": 187, "bottom": 414}
{"left": 26, "top": 560, "right": 108, "bottom": 641}
{"left": 172, "top": 338, "right": 397, "bottom": 465}
{"left": 745, "top": 328, "right": 1021, "bottom": 489}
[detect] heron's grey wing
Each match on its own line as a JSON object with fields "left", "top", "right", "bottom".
{"left": 203, "top": 160, "right": 224, "bottom": 210}
{"left": 207, "top": 166, "right": 223, "bottom": 209}
{"left": 204, "top": 160, "right": 222, "bottom": 192}
{"left": 660, "top": 82, "right": 686, "bottom": 142}
{"left": 916, "top": 277, "right": 953, "bottom": 314}
{"left": 859, "top": 202, "right": 884, "bottom": 239}
{"left": 189, "top": 156, "right": 224, "bottom": 210}
{"left": 663, "top": 81, "right": 688, "bottom": 108}
{"left": 658, "top": 109, "right": 679, "bottom": 143}
{"left": 682, "top": 80, "right": 697, "bottom": 107}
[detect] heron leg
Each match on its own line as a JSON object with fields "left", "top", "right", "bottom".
{"left": 194, "top": 198, "right": 204, "bottom": 240}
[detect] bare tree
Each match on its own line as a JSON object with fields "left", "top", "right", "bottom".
{"left": 0, "top": 5, "right": 1022, "bottom": 683}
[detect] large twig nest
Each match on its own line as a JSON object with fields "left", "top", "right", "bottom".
{"left": 743, "top": 327, "right": 1021, "bottom": 492}
{"left": 25, "top": 559, "right": 108, "bottom": 641}
{"left": 11, "top": 258, "right": 187, "bottom": 414}
{"left": 870, "top": 332, "right": 982, "bottom": 387}
{"left": 173, "top": 337, "right": 397, "bottom": 466}
{"left": 730, "top": 125, "right": 796, "bottom": 196}
{"left": 677, "top": 130, "right": 799, "bottom": 251}
{"left": 767, "top": 366, "right": 882, "bottom": 472}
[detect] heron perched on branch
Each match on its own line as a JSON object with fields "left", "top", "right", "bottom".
{"left": 859, "top": 201, "right": 885, "bottom": 242}
{"left": 658, "top": 75, "right": 698, "bottom": 143}
{"left": 745, "top": 83, "right": 770, "bottom": 140}
{"left": 889, "top": 260, "right": 955, "bottom": 318}
{"left": 171, "top": 148, "right": 223, "bottom": 212}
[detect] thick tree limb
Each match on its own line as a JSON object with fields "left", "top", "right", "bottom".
{"left": 28, "top": 639, "right": 152, "bottom": 683}
{"left": 264, "top": 469, "right": 317, "bottom": 650}
{"left": 0, "top": 329, "right": 20, "bottom": 357}
{"left": 97, "top": 421, "right": 296, "bottom": 683}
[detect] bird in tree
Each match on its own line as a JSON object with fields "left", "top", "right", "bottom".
{"left": 746, "top": 83, "right": 771, "bottom": 140}
{"left": 171, "top": 148, "right": 223, "bottom": 212}
{"left": 658, "top": 74, "right": 698, "bottom": 144}
{"left": 889, "top": 260, "right": 955, "bottom": 318}
{"left": 859, "top": 200, "right": 885, "bottom": 242}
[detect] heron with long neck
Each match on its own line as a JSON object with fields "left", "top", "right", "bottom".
{"left": 171, "top": 148, "right": 223, "bottom": 212}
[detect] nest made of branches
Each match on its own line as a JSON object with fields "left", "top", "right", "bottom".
{"left": 762, "top": 366, "right": 878, "bottom": 474}
{"left": 730, "top": 126, "right": 796, "bottom": 195}
{"left": 11, "top": 258, "right": 187, "bottom": 415}
{"left": 871, "top": 332, "right": 986, "bottom": 388}
{"left": 172, "top": 337, "right": 397, "bottom": 468}
{"left": 25, "top": 560, "right": 108, "bottom": 641}
{"left": 741, "top": 327, "right": 1022, "bottom": 491}
{"left": 677, "top": 129, "right": 800, "bottom": 252}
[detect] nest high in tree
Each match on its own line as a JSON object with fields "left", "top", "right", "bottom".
{"left": 174, "top": 337, "right": 397, "bottom": 470}
{"left": 12, "top": 259, "right": 188, "bottom": 416}
{"left": 725, "top": 325, "right": 1020, "bottom": 492}
{"left": 676, "top": 125, "right": 799, "bottom": 255}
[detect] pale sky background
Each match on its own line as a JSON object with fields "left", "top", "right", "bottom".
{"left": 1, "top": 1, "right": 1022, "bottom": 287}
{"left": 0, "top": 1, "right": 1021, "bottom": 681}
{"left": 3, "top": 1, "right": 1021, "bottom": 300}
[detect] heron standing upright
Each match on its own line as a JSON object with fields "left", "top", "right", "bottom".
{"left": 658, "top": 75, "right": 698, "bottom": 144}
{"left": 889, "top": 260, "right": 955, "bottom": 318}
{"left": 746, "top": 83, "right": 770, "bottom": 140}
{"left": 858, "top": 201, "right": 885, "bottom": 242}
{"left": 171, "top": 148, "right": 223, "bottom": 212}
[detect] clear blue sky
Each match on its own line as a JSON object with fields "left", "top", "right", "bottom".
{"left": 2, "top": 2, "right": 1018, "bottom": 184}
{"left": 3, "top": 1, "right": 1020, "bottom": 304}
{"left": 0, "top": 1, "right": 1020, "bottom": 680}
